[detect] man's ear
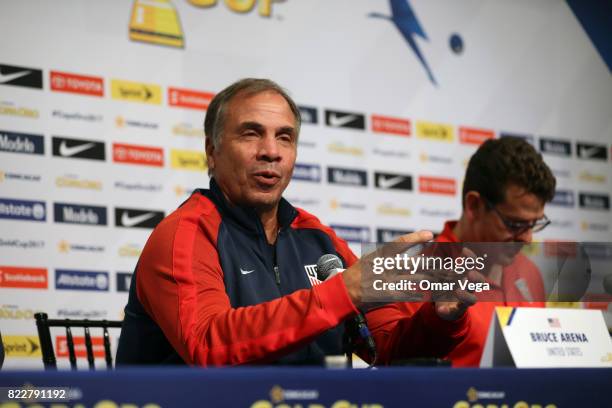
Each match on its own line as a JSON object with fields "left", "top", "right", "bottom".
{"left": 205, "top": 137, "right": 215, "bottom": 172}
{"left": 464, "top": 191, "right": 484, "bottom": 222}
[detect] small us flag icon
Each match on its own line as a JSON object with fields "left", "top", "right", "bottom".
{"left": 304, "top": 264, "right": 321, "bottom": 286}
{"left": 547, "top": 318, "right": 561, "bottom": 328}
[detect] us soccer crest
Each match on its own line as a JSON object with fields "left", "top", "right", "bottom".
{"left": 304, "top": 264, "right": 321, "bottom": 286}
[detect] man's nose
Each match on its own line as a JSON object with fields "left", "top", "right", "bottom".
{"left": 514, "top": 228, "right": 533, "bottom": 244}
{"left": 257, "top": 134, "right": 281, "bottom": 162}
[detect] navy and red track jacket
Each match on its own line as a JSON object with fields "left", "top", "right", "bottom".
{"left": 117, "top": 179, "right": 468, "bottom": 366}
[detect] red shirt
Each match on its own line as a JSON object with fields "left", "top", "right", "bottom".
{"left": 366, "top": 221, "right": 545, "bottom": 367}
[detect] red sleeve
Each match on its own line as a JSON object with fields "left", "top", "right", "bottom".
{"left": 136, "top": 195, "right": 359, "bottom": 366}
{"left": 291, "top": 213, "right": 469, "bottom": 365}
{"left": 365, "top": 302, "right": 470, "bottom": 364}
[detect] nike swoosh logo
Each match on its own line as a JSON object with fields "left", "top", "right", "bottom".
{"left": 0, "top": 70, "right": 31, "bottom": 83}
{"left": 240, "top": 268, "right": 255, "bottom": 275}
{"left": 328, "top": 113, "right": 358, "bottom": 127}
{"left": 121, "top": 212, "right": 155, "bottom": 227}
{"left": 580, "top": 146, "right": 602, "bottom": 158}
{"left": 377, "top": 175, "right": 406, "bottom": 189}
{"left": 59, "top": 141, "right": 96, "bottom": 157}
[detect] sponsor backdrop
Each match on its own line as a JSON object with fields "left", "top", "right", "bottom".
{"left": 0, "top": 0, "right": 610, "bottom": 368}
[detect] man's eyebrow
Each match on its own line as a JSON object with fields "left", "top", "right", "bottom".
{"left": 277, "top": 125, "right": 296, "bottom": 135}
{"left": 237, "top": 121, "right": 265, "bottom": 133}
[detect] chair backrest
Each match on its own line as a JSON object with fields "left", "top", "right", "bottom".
{"left": 0, "top": 328, "right": 4, "bottom": 369}
{"left": 34, "top": 312, "right": 122, "bottom": 370}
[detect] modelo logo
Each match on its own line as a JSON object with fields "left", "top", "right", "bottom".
{"left": 0, "top": 198, "right": 46, "bottom": 222}
{"left": 540, "top": 137, "right": 572, "bottom": 157}
{"left": 0, "top": 63, "right": 43, "bottom": 89}
{"left": 579, "top": 193, "right": 610, "bottom": 211}
{"left": 115, "top": 207, "right": 165, "bottom": 229}
{"left": 327, "top": 167, "right": 367, "bottom": 187}
{"left": 55, "top": 269, "right": 109, "bottom": 291}
{"left": 374, "top": 172, "right": 412, "bottom": 191}
{"left": 117, "top": 272, "right": 133, "bottom": 292}
{"left": 376, "top": 228, "right": 413, "bottom": 242}
{"left": 292, "top": 163, "right": 321, "bottom": 182}
{"left": 330, "top": 225, "right": 370, "bottom": 243}
{"left": 52, "top": 136, "right": 106, "bottom": 161}
{"left": 550, "top": 190, "right": 575, "bottom": 207}
{"left": 298, "top": 106, "right": 318, "bottom": 125}
{"left": 0, "top": 130, "right": 44, "bottom": 155}
{"left": 54, "top": 202, "right": 107, "bottom": 226}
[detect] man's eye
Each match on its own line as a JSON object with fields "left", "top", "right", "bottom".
{"left": 277, "top": 134, "right": 293, "bottom": 143}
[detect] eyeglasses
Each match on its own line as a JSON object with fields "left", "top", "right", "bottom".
{"left": 484, "top": 198, "right": 550, "bottom": 235}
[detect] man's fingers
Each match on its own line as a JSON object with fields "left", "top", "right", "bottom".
{"left": 394, "top": 230, "right": 434, "bottom": 244}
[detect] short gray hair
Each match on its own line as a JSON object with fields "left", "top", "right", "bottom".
{"left": 204, "top": 78, "right": 301, "bottom": 150}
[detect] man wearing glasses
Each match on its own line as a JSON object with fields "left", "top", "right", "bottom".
{"left": 368, "top": 136, "right": 556, "bottom": 366}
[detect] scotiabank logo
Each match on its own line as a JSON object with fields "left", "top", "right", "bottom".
{"left": 459, "top": 126, "right": 494, "bottom": 145}
{"left": 0, "top": 266, "right": 48, "bottom": 289}
{"left": 168, "top": 87, "right": 214, "bottom": 110}
{"left": 113, "top": 143, "right": 164, "bottom": 167}
{"left": 56, "top": 336, "right": 105, "bottom": 358}
{"left": 371, "top": 115, "right": 411, "bottom": 136}
{"left": 50, "top": 71, "right": 104, "bottom": 97}
{"left": 418, "top": 176, "right": 456, "bottom": 195}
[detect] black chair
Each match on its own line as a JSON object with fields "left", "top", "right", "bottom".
{"left": 0, "top": 328, "right": 4, "bottom": 369}
{"left": 34, "top": 312, "right": 122, "bottom": 370}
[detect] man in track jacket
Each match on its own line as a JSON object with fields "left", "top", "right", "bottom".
{"left": 116, "top": 78, "right": 471, "bottom": 366}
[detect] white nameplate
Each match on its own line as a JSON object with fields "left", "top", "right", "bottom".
{"left": 480, "top": 307, "right": 612, "bottom": 367}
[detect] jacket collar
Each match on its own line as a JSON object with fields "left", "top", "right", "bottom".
{"left": 204, "top": 177, "right": 298, "bottom": 235}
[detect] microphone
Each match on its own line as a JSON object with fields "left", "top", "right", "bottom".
{"left": 316, "top": 254, "right": 377, "bottom": 366}
{"left": 316, "top": 253, "right": 345, "bottom": 280}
